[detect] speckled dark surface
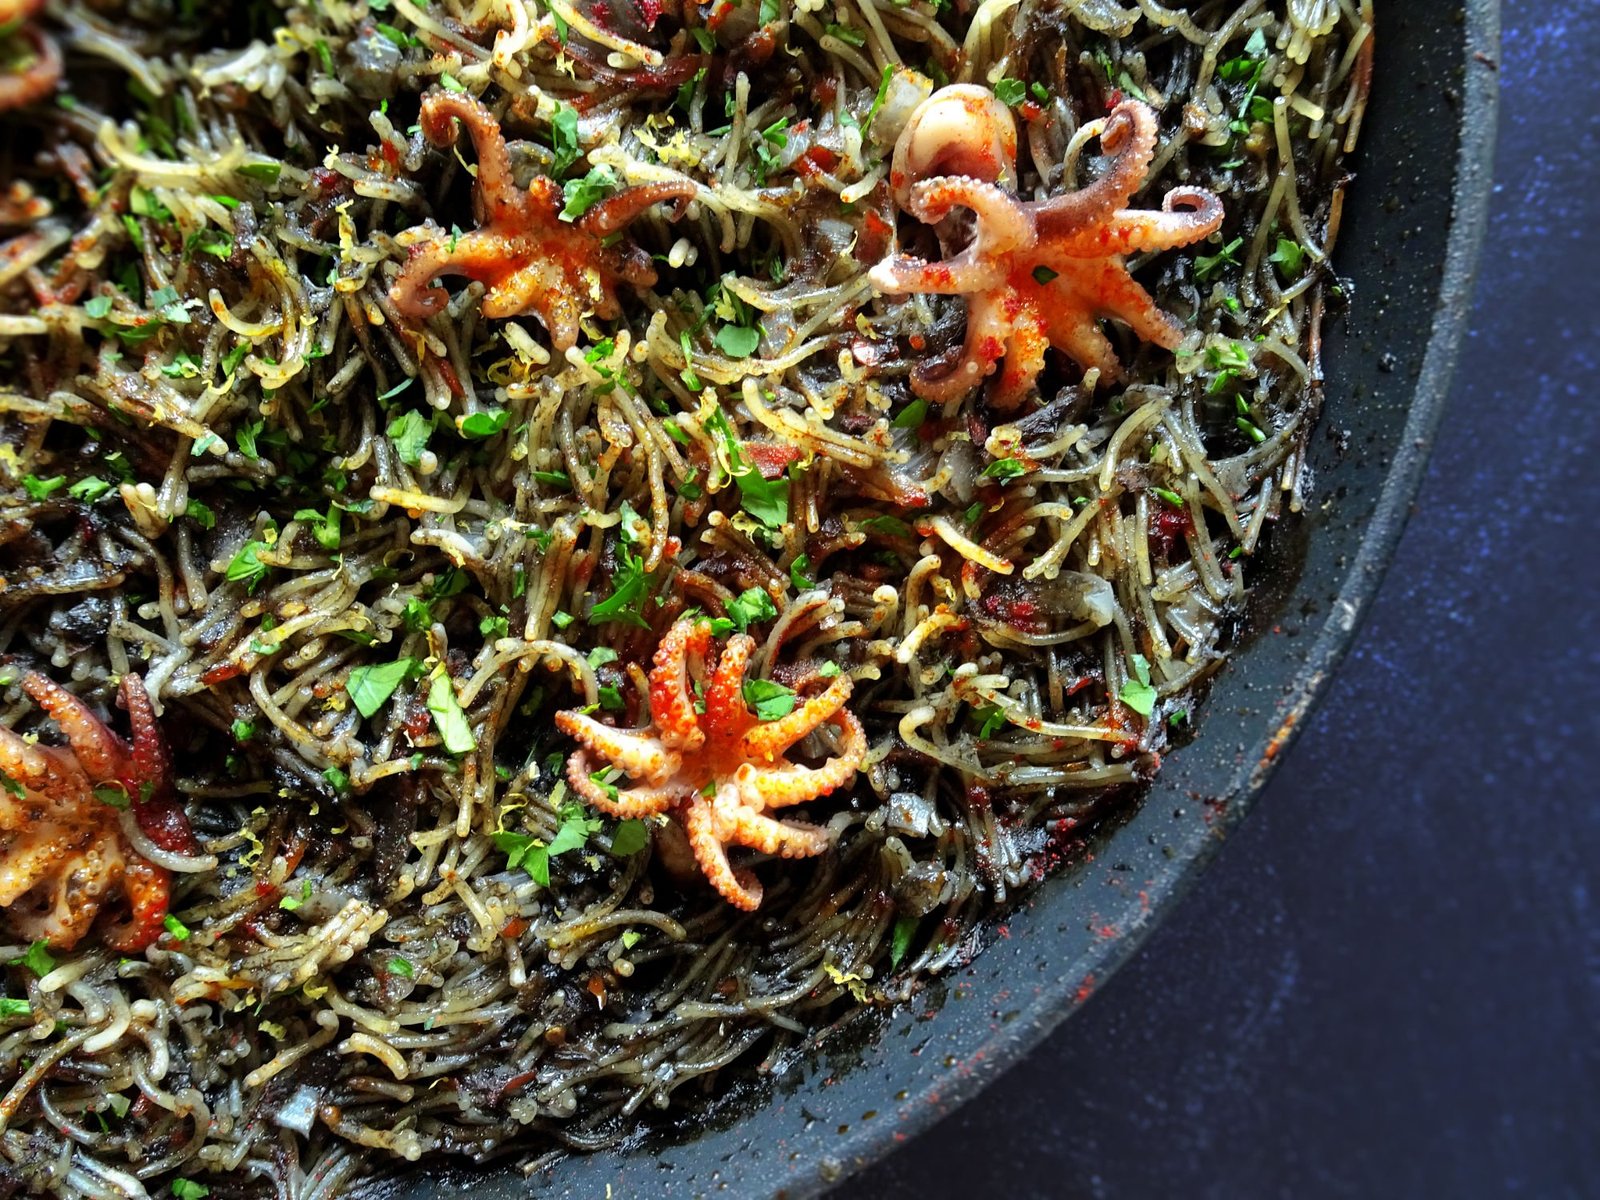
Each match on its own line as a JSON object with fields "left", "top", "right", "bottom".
{"left": 835, "top": 2, "right": 1600, "bottom": 1197}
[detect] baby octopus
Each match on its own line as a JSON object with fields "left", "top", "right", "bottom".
{"left": 556, "top": 618, "right": 866, "bottom": 910}
{"left": 870, "top": 85, "right": 1225, "bottom": 408}
{"left": 0, "top": 673, "right": 195, "bottom": 951}
{"left": 389, "top": 92, "right": 697, "bottom": 352}
{"left": 0, "top": 0, "right": 61, "bottom": 114}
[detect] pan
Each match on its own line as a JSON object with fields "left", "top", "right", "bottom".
{"left": 392, "top": 2, "right": 1501, "bottom": 1194}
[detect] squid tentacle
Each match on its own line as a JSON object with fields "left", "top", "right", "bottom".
{"left": 565, "top": 751, "right": 679, "bottom": 818}
{"left": 684, "top": 796, "right": 763, "bottom": 911}
{"left": 554, "top": 711, "right": 681, "bottom": 786}
{"left": 650, "top": 619, "right": 711, "bottom": 751}
{"left": 578, "top": 181, "right": 698, "bottom": 238}
{"left": 1029, "top": 100, "right": 1160, "bottom": 238}
{"left": 742, "top": 676, "right": 854, "bottom": 762}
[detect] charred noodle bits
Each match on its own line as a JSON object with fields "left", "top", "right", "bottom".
{"left": 0, "top": 0, "right": 1371, "bottom": 1192}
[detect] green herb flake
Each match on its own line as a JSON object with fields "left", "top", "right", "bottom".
{"left": 742, "top": 678, "right": 797, "bottom": 722}
{"left": 171, "top": 1180, "right": 210, "bottom": 1200}
{"left": 278, "top": 879, "right": 312, "bottom": 911}
{"left": 387, "top": 409, "right": 432, "bottom": 466}
{"left": 345, "top": 659, "right": 418, "bottom": 719}
{"left": 549, "top": 101, "right": 581, "bottom": 177}
{"left": 892, "top": 398, "right": 930, "bottom": 430}
{"left": 389, "top": 956, "right": 414, "bottom": 978}
{"left": 589, "top": 544, "right": 652, "bottom": 628}
{"left": 860, "top": 514, "right": 912, "bottom": 539}
{"left": 789, "top": 553, "right": 815, "bottom": 591}
{"left": 22, "top": 475, "right": 65, "bottom": 501}
{"left": 1120, "top": 655, "right": 1157, "bottom": 717}
{"left": 611, "top": 819, "right": 649, "bottom": 857}
{"left": 972, "top": 703, "right": 1007, "bottom": 739}
{"left": 560, "top": 165, "right": 619, "bottom": 222}
{"left": 1195, "top": 237, "right": 1244, "bottom": 282}
{"left": 724, "top": 586, "right": 777, "bottom": 633}
{"left": 93, "top": 782, "right": 131, "bottom": 810}
{"left": 993, "top": 78, "right": 1027, "bottom": 106}
{"left": 0, "top": 998, "right": 30, "bottom": 1018}
{"left": 1269, "top": 236, "right": 1307, "bottom": 278}
{"left": 736, "top": 469, "right": 788, "bottom": 529}
{"left": 548, "top": 803, "right": 604, "bottom": 859}
{"left": 980, "top": 458, "right": 1029, "bottom": 482}
{"left": 714, "top": 324, "right": 761, "bottom": 359}
{"left": 11, "top": 940, "right": 55, "bottom": 977}
{"left": 225, "top": 541, "right": 272, "bottom": 590}
{"left": 890, "top": 914, "right": 917, "bottom": 967}
{"left": 459, "top": 408, "right": 510, "bottom": 439}
{"left": 1031, "top": 265, "right": 1059, "bottom": 285}
{"left": 426, "top": 673, "right": 477, "bottom": 754}
{"left": 163, "top": 914, "right": 191, "bottom": 941}
{"left": 238, "top": 161, "right": 281, "bottom": 183}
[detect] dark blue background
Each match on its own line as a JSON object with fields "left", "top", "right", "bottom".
{"left": 838, "top": 3, "right": 1599, "bottom": 1197}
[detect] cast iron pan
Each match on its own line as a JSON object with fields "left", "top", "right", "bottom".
{"left": 401, "top": 3, "right": 1500, "bottom": 1195}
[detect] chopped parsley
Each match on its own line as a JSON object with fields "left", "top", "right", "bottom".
{"left": 224, "top": 540, "right": 272, "bottom": 591}
{"left": 278, "top": 879, "right": 312, "bottom": 911}
{"left": 890, "top": 914, "right": 918, "bottom": 967}
{"left": 994, "top": 78, "right": 1027, "bottom": 106}
{"left": 9, "top": 940, "right": 54, "bottom": 977}
{"left": 892, "top": 398, "right": 930, "bottom": 429}
{"left": 1269, "top": 236, "right": 1307, "bottom": 277}
{"left": 723, "top": 586, "right": 777, "bottom": 633}
{"left": 589, "top": 543, "right": 652, "bottom": 628}
{"left": 426, "top": 672, "right": 476, "bottom": 754}
{"left": 713, "top": 323, "right": 761, "bottom": 359}
{"left": 980, "top": 458, "right": 1029, "bottom": 482}
{"left": 560, "top": 165, "right": 618, "bottom": 221}
{"left": 459, "top": 407, "right": 510, "bottom": 439}
{"left": 1119, "top": 654, "right": 1158, "bottom": 717}
{"left": 610, "top": 819, "right": 650, "bottom": 856}
{"left": 735, "top": 469, "right": 788, "bottom": 529}
{"left": 387, "top": 409, "right": 433, "bottom": 466}
{"left": 742, "top": 678, "right": 797, "bottom": 722}
{"left": 22, "top": 475, "right": 65, "bottom": 500}
{"left": 345, "top": 659, "right": 419, "bottom": 719}
{"left": 549, "top": 101, "right": 581, "bottom": 176}
{"left": 1195, "top": 237, "right": 1244, "bottom": 282}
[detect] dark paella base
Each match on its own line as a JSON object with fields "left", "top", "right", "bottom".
{"left": 397, "top": 0, "right": 1500, "bottom": 1195}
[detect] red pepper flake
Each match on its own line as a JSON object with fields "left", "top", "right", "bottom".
{"left": 792, "top": 144, "right": 840, "bottom": 178}
{"left": 747, "top": 440, "right": 802, "bottom": 479}
{"left": 436, "top": 357, "right": 465, "bottom": 397}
